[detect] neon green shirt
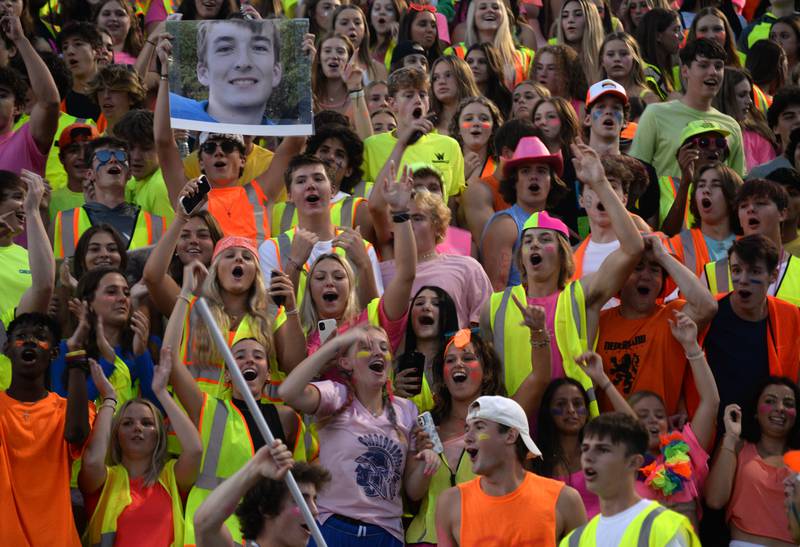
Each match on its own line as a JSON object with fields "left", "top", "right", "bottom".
{"left": 125, "top": 168, "right": 175, "bottom": 222}
{"left": 629, "top": 100, "right": 745, "bottom": 179}
{"left": 49, "top": 186, "right": 85, "bottom": 221}
{"left": 362, "top": 131, "right": 466, "bottom": 202}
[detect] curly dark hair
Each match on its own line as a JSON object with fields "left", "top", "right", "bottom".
{"left": 57, "top": 21, "right": 104, "bottom": 51}
{"left": 305, "top": 123, "right": 364, "bottom": 194}
{"left": 236, "top": 462, "right": 331, "bottom": 540}
{"left": 431, "top": 330, "right": 507, "bottom": 425}
{"left": 0, "top": 66, "right": 28, "bottom": 105}
{"left": 741, "top": 376, "right": 800, "bottom": 450}
{"left": 499, "top": 163, "right": 566, "bottom": 207}
{"left": 448, "top": 96, "right": 505, "bottom": 159}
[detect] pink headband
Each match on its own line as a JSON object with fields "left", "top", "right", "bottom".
{"left": 212, "top": 236, "right": 258, "bottom": 262}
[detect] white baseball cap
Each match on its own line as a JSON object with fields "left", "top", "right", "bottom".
{"left": 467, "top": 396, "right": 541, "bottom": 458}
{"left": 586, "top": 79, "right": 628, "bottom": 107}
{"left": 198, "top": 132, "right": 245, "bottom": 148}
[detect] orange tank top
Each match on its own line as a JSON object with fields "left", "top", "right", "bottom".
{"left": 458, "top": 472, "right": 563, "bottom": 546}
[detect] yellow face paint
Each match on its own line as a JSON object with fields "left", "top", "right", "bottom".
{"left": 356, "top": 350, "right": 393, "bottom": 361}
{"left": 477, "top": 432, "right": 490, "bottom": 442}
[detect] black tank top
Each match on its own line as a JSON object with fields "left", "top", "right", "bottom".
{"left": 232, "top": 398, "right": 286, "bottom": 452}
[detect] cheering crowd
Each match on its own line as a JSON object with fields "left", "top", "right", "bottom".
{"left": 4, "top": 0, "right": 800, "bottom": 544}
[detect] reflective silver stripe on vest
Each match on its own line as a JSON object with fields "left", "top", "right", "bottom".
{"left": 492, "top": 287, "right": 514, "bottom": 377}
{"left": 568, "top": 522, "right": 588, "bottom": 547}
{"left": 61, "top": 208, "right": 78, "bottom": 257}
{"left": 277, "top": 233, "right": 293, "bottom": 271}
{"left": 352, "top": 180, "right": 367, "bottom": 198}
{"left": 280, "top": 203, "right": 297, "bottom": 233}
{"left": 150, "top": 214, "right": 165, "bottom": 243}
{"left": 680, "top": 230, "right": 695, "bottom": 271}
{"left": 339, "top": 197, "right": 355, "bottom": 228}
{"left": 569, "top": 283, "right": 595, "bottom": 404}
{"left": 637, "top": 505, "right": 667, "bottom": 547}
{"left": 715, "top": 259, "right": 730, "bottom": 293}
{"left": 244, "top": 185, "right": 267, "bottom": 244}
{"left": 195, "top": 401, "right": 229, "bottom": 490}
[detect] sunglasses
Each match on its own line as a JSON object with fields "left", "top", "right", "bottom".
{"left": 201, "top": 140, "right": 240, "bottom": 155}
{"left": 691, "top": 136, "right": 727, "bottom": 150}
{"left": 93, "top": 149, "right": 128, "bottom": 166}
{"left": 409, "top": 3, "right": 436, "bottom": 12}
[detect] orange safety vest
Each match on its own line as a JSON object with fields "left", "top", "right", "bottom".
{"left": 478, "top": 158, "right": 510, "bottom": 212}
{"left": 667, "top": 228, "right": 712, "bottom": 277}
{"left": 458, "top": 473, "right": 562, "bottom": 546}
{"left": 449, "top": 43, "right": 531, "bottom": 87}
{"left": 572, "top": 237, "right": 590, "bottom": 280}
{"left": 686, "top": 294, "right": 800, "bottom": 413}
{"left": 207, "top": 182, "right": 271, "bottom": 245}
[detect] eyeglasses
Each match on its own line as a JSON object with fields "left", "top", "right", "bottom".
{"left": 691, "top": 136, "right": 727, "bottom": 150}
{"left": 409, "top": 3, "right": 436, "bottom": 12}
{"left": 93, "top": 149, "right": 128, "bottom": 166}
{"left": 201, "top": 140, "right": 240, "bottom": 155}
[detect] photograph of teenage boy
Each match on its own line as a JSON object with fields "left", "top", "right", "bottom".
{"left": 168, "top": 18, "right": 294, "bottom": 130}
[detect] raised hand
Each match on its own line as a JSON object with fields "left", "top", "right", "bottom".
{"left": 20, "top": 169, "right": 45, "bottom": 212}
{"left": 667, "top": 310, "right": 699, "bottom": 349}
{"left": 0, "top": 15, "right": 24, "bottom": 43}
{"left": 95, "top": 316, "right": 116, "bottom": 363}
{"left": 89, "top": 358, "right": 117, "bottom": 400}
{"left": 181, "top": 260, "right": 209, "bottom": 295}
{"left": 269, "top": 269, "right": 296, "bottom": 311}
{"left": 302, "top": 33, "right": 316, "bottom": 60}
{"left": 723, "top": 403, "right": 742, "bottom": 439}
{"left": 288, "top": 227, "right": 319, "bottom": 269}
{"left": 383, "top": 162, "right": 413, "bottom": 212}
{"left": 153, "top": 345, "right": 175, "bottom": 394}
{"left": 131, "top": 310, "right": 150, "bottom": 356}
{"left": 570, "top": 143, "right": 605, "bottom": 188}
{"left": 393, "top": 368, "right": 421, "bottom": 398}
{"left": 677, "top": 142, "right": 700, "bottom": 183}
{"left": 252, "top": 439, "right": 295, "bottom": 480}
{"left": 176, "top": 178, "right": 208, "bottom": 220}
{"left": 155, "top": 34, "right": 174, "bottom": 71}
{"left": 511, "top": 293, "right": 546, "bottom": 333}
{"left": 343, "top": 48, "right": 365, "bottom": 92}
{"left": 60, "top": 260, "right": 78, "bottom": 292}
{"left": 333, "top": 227, "right": 370, "bottom": 269}
{"left": 574, "top": 351, "right": 609, "bottom": 387}
{"left": 67, "top": 299, "right": 91, "bottom": 352}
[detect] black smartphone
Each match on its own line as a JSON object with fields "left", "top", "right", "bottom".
{"left": 397, "top": 351, "right": 425, "bottom": 395}
{"left": 181, "top": 175, "right": 211, "bottom": 214}
{"left": 271, "top": 270, "right": 285, "bottom": 307}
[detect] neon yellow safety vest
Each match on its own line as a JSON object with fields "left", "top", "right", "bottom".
{"left": 53, "top": 206, "right": 166, "bottom": 258}
{"left": 270, "top": 196, "right": 364, "bottom": 235}
{"left": 705, "top": 253, "right": 800, "bottom": 306}
{"left": 179, "top": 296, "right": 287, "bottom": 400}
{"left": 183, "top": 395, "right": 304, "bottom": 546}
{"left": 746, "top": 12, "right": 778, "bottom": 50}
{"left": 351, "top": 180, "right": 374, "bottom": 199}
{"left": 84, "top": 460, "right": 184, "bottom": 547}
{"left": 644, "top": 63, "right": 682, "bottom": 101}
{"left": 561, "top": 501, "right": 700, "bottom": 547}
{"left": 658, "top": 176, "right": 695, "bottom": 230}
{"left": 271, "top": 227, "right": 374, "bottom": 315}
{"left": 489, "top": 282, "right": 599, "bottom": 417}
{"left": 406, "top": 449, "right": 475, "bottom": 544}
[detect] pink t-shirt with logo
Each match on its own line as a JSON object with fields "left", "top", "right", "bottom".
{"left": 312, "top": 380, "right": 418, "bottom": 541}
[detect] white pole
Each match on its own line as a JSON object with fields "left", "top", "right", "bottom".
{"left": 194, "top": 297, "right": 328, "bottom": 547}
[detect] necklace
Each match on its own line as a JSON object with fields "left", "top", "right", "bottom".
{"left": 419, "top": 250, "right": 439, "bottom": 262}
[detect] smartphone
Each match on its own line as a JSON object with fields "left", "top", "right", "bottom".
{"left": 318, "top": 319, "right": 337, "bottom": 344}
{"left": 181, "top": 175, "right": 211, "bottom": 215}
{"left": 270, "top": 270, "right": 285, "bottom": 307}
{"left": 397, "top": 351, "right": 425, "bottom": 396}
{"left": 417, "top": 411, "right": 444, "bottom": 454}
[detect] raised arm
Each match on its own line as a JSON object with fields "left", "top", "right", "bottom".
{"left": 575, "top": 351, "right": 636, "bottom": 417}
{"left": 78, "top": 360, "right": 117, "bottom": 494}
{"left": 64, "top": 352, "right": 91, "bottom": 446}
{"left": 152, "top": 36, "right": 187, "bottom": 209}
{"left": 510, "top": 296, "right": 551, "bottom": 415}
{"left": 669, "top": 311, "right": 719, "bottom": 451}
{"left": 381, "top": 165, "right": 417, "bottom": 320}
{"left": 164, "top": 262, "right": 207, "bottom": 425}
{"left": 705, "top": 403, "right": 742, "bottom": 509}
{"left": 646, "top": 233, "right": 717, "bottom": 328}
{"left": 253, "top": 136, "right": 306, "bottom": 202}
{"left": 277, "top": 328, "right": 367, "bottom": 414}
{"left": 142, "top": 180, "right": 205, "bottom": 316}
{"left": 16, "top": 171, "right": 54, "bottom": 315}
{"left": 342, "top": 49, "right": 374, "bottom": 141}
{"left": 270, "top": 271, "right": 307, "bottom": 374}
{"left": 480, "top": 216, "right": 517, "bottom": 292}
{"left": 3, "top": 16, "right": 59, "bottom": 153}
{"left": 367, "top": 160, "right": 400, "bottom": 258}
{"left": 573, "top": 144, "right": 644, "bottom": 309}
{"left": 332, "top": 227, "right": 379, "bottom": 309}
{"left": 661, "top": 144, "right": 697, "bottom": 236}
{"left": 193, "top": 440, "right": 294, "bottom": 547}
{"left": 153, "top": 345, "right": 203, "bottom": 491}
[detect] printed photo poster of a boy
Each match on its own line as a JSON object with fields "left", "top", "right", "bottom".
{"left": 166, "top": 18, "right": 312, "bottom": 136}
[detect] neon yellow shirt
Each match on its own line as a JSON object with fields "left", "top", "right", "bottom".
{"left": 0, "top": 244, "right": 31, "bottom": 324}
{"left": 183, "top": 144, "right": 275, "bottom": 189}
{"left": 362, "top": 131, "right": 466, "bottom": 202}
{"left": 125, "top": 168, "right": 175, "bottom": 222}
{"left": 49, "top": 186, "right": 85, "bottom": 221}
